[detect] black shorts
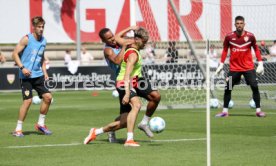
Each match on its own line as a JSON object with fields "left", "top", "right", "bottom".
{"left": 136, "top": 77, "right": 155, "bottom": 100}
{"left": 226, "top": 69, "right": 258, "bottom": 87}
{"left": 20, "top": 76, "right": 50, "bottom": 100}
{"left": 116, "top": 87, "right": 137, "bottom": 114}
{"left": 116, "top": 77, "right": 155, "bottom": 114}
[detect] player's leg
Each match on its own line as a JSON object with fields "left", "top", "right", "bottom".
{"left": 216, "top": 71, "right": 241, "bottom": 117}
{"left": 136, "top": 78, "right": 161, "bottom": 137}
{"left": 107, "top": 89, "right": 133, "bottom": 143}
{"left": 34, "top": 76, "right": 53, "bottom": 135}
{"left": 13, "top": 79, "right": 33, "bottom": 137}
{"left": 125, "top": 96, "right": 141, "bottom": 147}
{"left": 243, "top": 70, "right": 265, "bottom": 117}
{"left": 83, "top": 113, "right": 128, "bottom": 144}
{"left": 145, "top": 90, "right": 161, "bottom": 117}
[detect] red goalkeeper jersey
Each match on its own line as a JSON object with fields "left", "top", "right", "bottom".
{"left": 220, "top": 31, "right": 262, "bottom": 72}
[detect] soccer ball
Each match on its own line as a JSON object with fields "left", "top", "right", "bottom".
{"left": 32, "top": 96, "right": 41, "bottom": 105}
{"left": 249, "top": 99, "right": 256, "bottom": 108}
{"left": 210, "top": 98, "right": 219, "bottom": 108}
{"left": 112, "top": 90, "right": 119, "bottom": 98}
{"left": 228, "top": 100, "right": 234, "bottom": 109}
{"left": 149, "top": 117, "right": 166, "bottom": 133}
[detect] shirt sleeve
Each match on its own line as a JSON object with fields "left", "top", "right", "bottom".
{"left": 252, "top": 35, "right": 262, "bottom": 61}
{"left": 220, "top": 36, "right": 229, "bottom": 63}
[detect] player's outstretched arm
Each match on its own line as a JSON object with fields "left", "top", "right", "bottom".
{"left": 105, "top": 26, "right": 137, "bottom": 65}
{"left": 115, "top": 26, "right": 139, "bottom": 46}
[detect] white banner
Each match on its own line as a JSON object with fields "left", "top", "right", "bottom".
{"left": 0, "top": 0, "right": 275, "bottom": 43}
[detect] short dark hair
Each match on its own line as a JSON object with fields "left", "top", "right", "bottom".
{"left": 235, "top": 16, "right": 244, "bottom": 22}
{"left": 32, "top": 16, "right": 45, "bottom": 26}
{"left": 99, "top": 28, "right": 111, "bottom": 40}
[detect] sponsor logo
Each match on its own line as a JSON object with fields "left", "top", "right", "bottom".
{"left": 24, "top": 90, "right": 30, "bottom": 97}
{"left": 7, "top": 74, "right": 15, "bottom": 84}
{"left": 232, "top": 48, "right": 248, "bottom": 52}
{"left": 244, "top": 36, "right": 249, "bottom": 42}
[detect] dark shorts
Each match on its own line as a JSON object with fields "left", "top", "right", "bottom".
{"left": 226, "top": 69, "right": 258, "bottom": 88}
{"left": 116, "top": 88, "right": 137, "bottom": 114}
{"left": 20, "top": 76, "right": 50, "bottom": 100}
{"left": 116, "top": 77, "right": 155, "bottom": 114}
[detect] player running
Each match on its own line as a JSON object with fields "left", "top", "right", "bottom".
{"left": 215, "top": 16, "right": 265, "bottom": 117}
{"left": 12, "top": 16, "right": 53, "bottom": 137}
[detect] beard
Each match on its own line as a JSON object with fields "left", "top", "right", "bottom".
{"left": 236, "top": 27, "right": 243, "bottom": 33}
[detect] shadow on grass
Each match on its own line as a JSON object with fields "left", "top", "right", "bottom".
{"left": 229, "top": 114, "right": 256, "bottom": 117}
{"left": 23, "top": 131, "right": 44, "bottom": 135}
{"left": 87, "top": 138, "right": 163, "bottom": 146}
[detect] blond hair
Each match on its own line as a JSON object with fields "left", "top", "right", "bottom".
{"left": 134, "top": 27, "right": 149, "bottom": 43}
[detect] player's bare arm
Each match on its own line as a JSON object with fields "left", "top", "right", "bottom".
{"left": 12, "top": 36, "right": 31, "bottom": 77}
{"left": 41, "top": 54, "right": 49, "bottom": 80}
{"left": 122, "top": 53, "right": 138, "bottom": 105}
{"left": 104, "top": 45, "right": 127, "bottom": 65}
{"left": 115, "top": 26, "right": 139, "bottom": 46}
{"left": 106, "top": 26, "right": 138, "bottom": 64}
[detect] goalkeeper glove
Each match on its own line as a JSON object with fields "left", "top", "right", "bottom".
{"left": 215, "top": 63, "right": 224, "bottom": 76}
{"left": 256, "top": 61, "right": 264, "bottom": 75}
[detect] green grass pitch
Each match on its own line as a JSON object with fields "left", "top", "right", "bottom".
{"left": 0, "top": 91, "right": 275, "bottom": 166}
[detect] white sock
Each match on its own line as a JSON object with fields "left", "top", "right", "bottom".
{"left": 95, "top": 128, "right": 104, "bottom": 135}
{"left": 15, "top": 120, "right": 23, "bottom": 131}
{"left": 222, "top": 108, "right": 228, "bottom": 113}
{"left": 127, "top": 132, "right": 133, "bottom": 141}
{"left": 38, "top": 114, "right": 46, "bottom": 126}
{"left": 140, "top": 115, "right": 150, "bottom": 125}
{"left": 256, "top": 108, "right": 261, "bottom": 113}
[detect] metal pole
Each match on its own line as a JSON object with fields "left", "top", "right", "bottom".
{"left": 130, "top": 0, "right": 136, "bottom": 26}
{"left": 168, "top": 0, "right": 216, "bottom": 98}
{"left": 76, "top": 0, "right": 81, "bottom": 61}
{"left": 206, "top": 39, "right": 211, "bottom": 166}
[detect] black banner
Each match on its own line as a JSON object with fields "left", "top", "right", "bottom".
{"left": 1, "top": 63, "right": 275, "bottom": 90}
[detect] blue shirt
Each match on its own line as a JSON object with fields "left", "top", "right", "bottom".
{"left": 19, "top": 33, "right": 47, "bottom": 79}
{"left": 104, "top": 44, "right": 122, "bottom": 76}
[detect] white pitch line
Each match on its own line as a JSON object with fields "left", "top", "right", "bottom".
{"left": 4, "top": 138, "right": 206, "bottom": 149}
{"left": 5, "top": 143, "right": 82, "bottom": 149}
{"left": 149, "top": 138, "right": 206, "bottom": 142}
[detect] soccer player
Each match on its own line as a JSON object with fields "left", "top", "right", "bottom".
{"left": 215, "top": 16, "right": 265, "bottom": 117}
{"left": 12, "top": 16, "right": 53, "bottom": 137}
{"left": 84, "top": 27, "right": 152, "bottom": 146}
{"left": 100, "top": 27, "right": 161, "bottom": 140}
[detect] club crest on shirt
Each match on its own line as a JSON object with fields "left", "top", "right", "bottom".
{"left": 24, "top": 90, "right": 30, "bottom": 97}
{"left": 244, "top": 36, "right": 249, "bottom": 42}
{"left": 6, "top": 74, "right": 15, "bottom": 84}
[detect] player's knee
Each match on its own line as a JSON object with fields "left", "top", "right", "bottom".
{"left": 24, "top": 98, "right": 32, "bottom": 105}
{"left": 42, "top": 93, "right": 52, "bottom": 103}
{"left": 150, "top": 91, "right": 161, "bottom": 103}
{"left": 132, "top": 102, "right": 142, "bottom": 111}
{"left": 120, "top": 121, "right": 127, "bottom": 128}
